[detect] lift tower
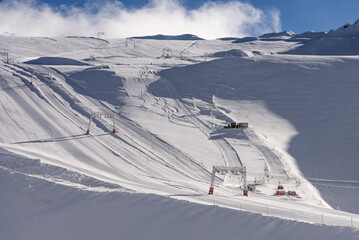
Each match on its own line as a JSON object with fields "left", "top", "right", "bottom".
{"left": 86, "top": 112, "right": 116, "bottom": 135}
{"left": 208, "top": 166, "right": 248, "bottom": 196}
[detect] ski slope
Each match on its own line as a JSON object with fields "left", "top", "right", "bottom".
{"left": 1, "top": 33, "right": 359, "bottom": 238}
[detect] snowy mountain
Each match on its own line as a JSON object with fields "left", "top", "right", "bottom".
{"left": 328, "top": 19, "right": 359, "bottom": 37}
{"left": 270, "top": 18, "right": 359, "bottom": 55}
{"left": 259, "top": 30, "right": 296, "bottom": 38}
{"left": 132, "top": 34, "right": 204, "bottom": 40}
{"left": 1, "top": 24, "right": 359, "bottom": 239}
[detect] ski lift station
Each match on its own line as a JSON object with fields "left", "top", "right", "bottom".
{"left": 208, "top": 166, "right": 248, "bottom": 196}
{"left": 86, "top": 112, "right": 117, "bottom": 135}
{"left": 162, "top": 48, "right": 172, "bottom": 58}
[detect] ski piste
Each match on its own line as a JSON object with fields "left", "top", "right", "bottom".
{"left": 1, "top": 30, "right": 359, "bottom": 239}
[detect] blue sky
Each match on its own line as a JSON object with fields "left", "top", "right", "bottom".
{"left": 39, "top": 0, "right": 358, "bottom": 33}
{"left": 0, "top": 0, "right": 358, "bottom": 38}
{"left": 246, "top": 0, "right": 359, "bottom": 33}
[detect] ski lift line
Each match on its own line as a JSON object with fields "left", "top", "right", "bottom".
{"left": 24, "top": 66, "right": 219, "bottom": 183}
{"left": 98, "top": 32, "right": 106, "bottom": 39}
{"left": 305, "top": 177, "right": 359, "bottom": 184}
{"left": 26, "top": 68, "right": 147, "bottom": 171}
{"left": 86, "top": 111, "right": 116, "bottom": 135}
{"left": 33, "top": 70, "right": 52, "bottom": 75}
{"left": 314, "top": 183, "right": 359, "bottom": 189}
{"left": 208, "top": 165, "right": 247, "bottom": 195}
{"left": 54, "top": 68, "right": 186, "bottom": 175}
{"left": 31, "top": 70, "right": 54, "bottom": 85}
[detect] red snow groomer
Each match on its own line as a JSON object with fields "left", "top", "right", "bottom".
{"left": 276, "top": 190, "right": 286, "bottom": 195}
{"left": 276, "top": 185, "right": 285, "bottom": 195}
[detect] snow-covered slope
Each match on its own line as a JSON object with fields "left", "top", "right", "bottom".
{"left": 328, "top": 19, "right": 359, "bottom": 37}
{"left": 259, "top": 30, "right": 296, "bottom": 38}
{"left": 1, "top": 157, "right": 358, "bottom": 240}
{"left": 0, "top": 33, "right": 359, "bottom": 239}
{"left": 132, "top": 34, "right": 204, "bottom": 40}
{"left": 284, "top": 37, "right": 359, "bottom": 55}
{"left": 281, "top": 18, "right": 359, "bottom": 55}
{"left": 157, "top": 55, "right": 359, "bottom": 213}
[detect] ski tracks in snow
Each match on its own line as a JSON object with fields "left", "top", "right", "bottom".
{"left": 244, "top": 128, "right": 288, "bottom": 179}
{"left": 160, "top": 77, "right": 243, "bottom": 168}
{"left": 1, "top": 64, "right": 208, "bottom": 191}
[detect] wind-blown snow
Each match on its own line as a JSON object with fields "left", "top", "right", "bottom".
{"left": 0, "top": 0, "right": 281, "bottom": 39}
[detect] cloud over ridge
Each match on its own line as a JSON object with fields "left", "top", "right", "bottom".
{"left": 0, "top": 0, "right": 281, "bottom": 39}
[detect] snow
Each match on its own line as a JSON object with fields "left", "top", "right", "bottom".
{"left": 132, "top": 34, "right": 204, "bottom": 40}
{"left": 284, "top": 37, "right": 359, "bottom": 55}
{"left": 282, "top": 18, "right": 359, "bottom": 55}
{"left": 259, "top": 30, "right": 296, "bottom": 38}
{"left": 209, "top": 49, "right": 248, "bottom": 58}
{"left": 0, "top": 159, "right": 359, "bottom": 240}
{"left": 328, "top": 19, "right": 359, "bottom": 37}
{"left": 2, "top": 159, "right": 358, "bottom": 240}
{"left": 24, "top": 57, "right": 90, "bottom": 66}
{"left": 0, "top": 30, "right": 359, "bottom": 239}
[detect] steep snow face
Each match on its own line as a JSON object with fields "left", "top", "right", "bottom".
{"left": 261, "top": 19, "right": 359, "bottom": 56}
{"left": 262, "top": 18, "right": 359, "bottom": 40}
{"left": 293, "top": 31, "right": 326, "bottom": 39}
{"left": 328, "top": 19, "right": 359, "bottom": 37}
{"left": 284, "top": 37, "right": 359, "bottom": 55}
{"left": 286, "top": 18, "right": 359, "bottom": 55}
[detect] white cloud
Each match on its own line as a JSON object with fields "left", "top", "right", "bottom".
{"left": 0, "top": 0, "right": 282, "bottom": 39}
